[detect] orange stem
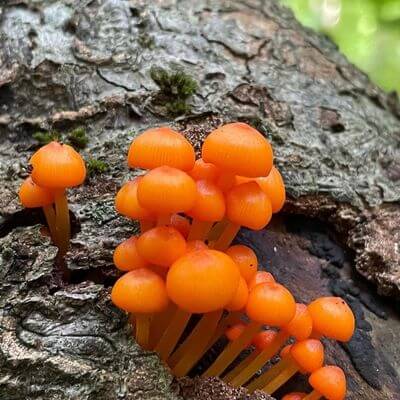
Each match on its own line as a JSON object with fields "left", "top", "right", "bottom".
{"left": 54, "top": 189, "right": 70, "bottom": 256}
{"left": 303, "top": 391, "right": 321, "bottom": 400}
{"left": 187, "top": 220, "right": 214, "bottom": 241}
{"left": 212, "top": 222, "right": 240, "bottom": 251}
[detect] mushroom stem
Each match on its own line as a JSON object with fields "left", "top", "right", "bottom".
{"left": 171, "top": 310, "right": 222, "bottom": 376}
{"left": 187, "top": 220, "right": 214, "bottom": 241}
{"left": 202, "top": 321, "right": 262, "bottom": 378}
{"left": 207, "top": 218, "right": 228, "bottom": 242}
{"left": 135, "top": 313, "right": 152, "bottom": 350}
{"left": 42, "top": 204, "right": 59, "bottom": 246}
{"left": 246, "top": 357, "right": 293, "bottom": 392}
{"left": 140, "top": 220, "right": 154, "bottom": 233}
{"left": 261, "top": 361, "right": 299, "bottom": 394}
{"left": 301, "top": 391, "right": 321, "bottom": 400}
{"left": 223, "top": 350, "right": 260, "bottom": 382}
{"left": 54, "top": 189, "right": 70, "bottom": 256}
{"left": 149, "top": 303, "right": 176, "bottom": 349}
{"left": 153, "top": 308, "right": 191, "bottom": 360}
{"left": 212, "top": 222, "right": 240, "bottom": 251}
{"left": 157, "top": 214, "right": 171, "bottom": 226}
{"left": 228, "top": 331, "right": 289, "bottom": 387}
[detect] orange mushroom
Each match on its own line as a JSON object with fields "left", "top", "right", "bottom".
{"left": 225, "top": 276, "right": 249, "bottom": 312}
{"left": 186, "top": 180, "right": 225, "bottom": 241}
{"left": 137, "top": 166, "right": 197, "bottom": 226}
{"left": 303, "top": 366, "right": 346, "bottom": 400}
{"left": 203, "top": 282, "right": 295, "bottom": 378}
{"left": 188, "top": 158, "right": 219, "bottom": 182}
{"left": 202, "top": 122, "right": 273, "bottom": 178}
{"left": 236, "top": 165, "right": 286, "bottom": 213}
{"left": 282, "top": 393, "right": 307, "bottom": 400}
{"left": 154, "top": 250, "right": 240, "bottom": 363}
{"left": 228, "top": 303, "right": 312, "bottom": 387}
{"left": 307, "top": 297, "right": 355, "bottom": 342}
{"left": 111, "top": 268, "right": 169, "bottom": 349}
{"left": 18, "top": 177, "right": 57, "bottom": 245}
{"left": 248, "top": 271, "right": 276, "bottom": 290}
{"left": 128, "top": 126, "right": 195, "bottom": 171}
{"left": 30, "top": 141, "right": 86, "bottom": 255}
{"left": 115, "top": 178, "right": 154, "bottom": 232}
{"left": 136, "top": 226, "right": 187, "bottom": 268}
{"left": 113, "top": 236, "right": 149, "bottom": 271}
{"left": 248, "top": 339, "right": 324, "bottom": 394}
{"left": 213, "top": 182, "right": 272, "bottom": 250}
{"left": 225, "top": 245, "right": 258, "bottom": 284}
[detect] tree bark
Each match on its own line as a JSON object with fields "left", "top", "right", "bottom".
{"left": 0, "top": 1, "right": 399, "bottom": 399}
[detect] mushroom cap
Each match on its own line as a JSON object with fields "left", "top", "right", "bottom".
{"left": 188, "top": 159, "right": 219, "bottom": 182}
{"left": 166, "top": 249, "right": 240, "bottom": 313}
{"left": 111, "top": 268, "right": 169, "bottom": 313}
{"left": 226, "top": 182, "right": 272, "bottom": 230}
{"left": 19, "top": 177, "right": 55, "bottom": 208}
{"left": 237, "top": 166, "right": 286, "bottom": 213}
{"left": 280, "top": 344, "right": 293, "bottom": 359}
{"left": 290, "top": 339, "right": 324, "bottom": 373}
{"left": 136, "top": 226, "right": 187, "bottom": 267}
{"left": 186, "top": 240, "right": 208, "bottom": 252}
{"left": 252, "top": 330, "right": 277, "bottom": 351}
{"left": 30, "top": 141, "right": 86, "bottom": 188}
{"left": 282, "top": 392, "right": 307, "bottom": 400}
{"left": 169, "top": 214, "right": 191, "bottom": 238}
{"left": 115, "top": 178, "right": 154, "bottom": 220}
{"left": 128, "top": 127, "right": 195, "bottom": 171}
{"left": 202, "top": 123, "right": 273, "bottom": 177}
{"left": 216, "top": 172, "right": 237, "bottom": 192}
{"left": 113, "top": 236, "right": 149, "bottom": 272}
{"left": 248, "top": 271, "right": 275, "bottom": 291}
{"left": 186, "top": 180, "right": 225, "bottom": 222}
{"left": 225, "top": 276, "right": 249, "bottom": 311}
{"left": 246, "top": 282, "right": 296, "bottom": 326}
{"left": 282, "top": 303, "right": 313, "bottom": 341}
{"left": 308, "top": 297, "right": 355, "bottom": 342}
{"left": 225, "top": 323, "right": 247, "bottom": 342}
{"left": 309, "top": 366, "right": 346, "bottom": 400}
{"left": 225, "top": 244, "right": 258, "bottom": 283}
{"left": 137, "top": 166, "right": 197, "bottom": 214}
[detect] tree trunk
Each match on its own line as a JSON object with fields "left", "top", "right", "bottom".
{"left": 0, "top": 1, "right": 399, "bottom": 399}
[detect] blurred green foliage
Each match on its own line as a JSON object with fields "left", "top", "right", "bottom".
{"left": 281, "top": 0, "right": 400, "bottom": 93}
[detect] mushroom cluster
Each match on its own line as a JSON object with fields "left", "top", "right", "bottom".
{"left": 111, "top": 123, "right": 355, "bottom": 399}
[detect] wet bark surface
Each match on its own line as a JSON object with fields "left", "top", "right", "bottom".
{"left": 0, "top": 0, "right": 399, "bottom": 399}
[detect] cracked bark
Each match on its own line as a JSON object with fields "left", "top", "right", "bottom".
{"left": 0, "top": 0, "right": 399, "bottom": 399}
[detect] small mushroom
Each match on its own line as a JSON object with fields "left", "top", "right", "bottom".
{"left": 111, "top": 268, "right": 169, "bottom": 349}
{"left": 225, "top": 245, "right": 258, "bottom": 284}
{"left": 248, "top": 271, "right": 276, "bottom": 290}
{"left": 113, "top": 236, "right": 149, "bottom": 271}
{"left": 29, "top": 141, "right": 86, "bottom": 255}
{"left": 128, "top": 126, "right": 195, "bottom": 171}
{"left": 303, "top": 366, "right": 346, "bottom": 400}
{"left": 188, "top": 158, "right": 219, "bottom": 182}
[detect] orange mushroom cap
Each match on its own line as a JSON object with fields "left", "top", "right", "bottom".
{"left": 280, "top": 344, "right": 293, "bottom": 359}
{"left": 186, "top": 240, "right": 208, "bottom": 252}
{"left": 127, "top": 127, "right": 195, "bottom": 171}
{"left": 170, "top": 214, "right": 191, "bottom": 238}
{"left": 246, "top": 282, "right": 296, "bottom": 326}
{"left": 19, "top": 177, "right": 55, "bottom": 208}
{"left": 252, "top": 330, "right": 278, "bottom": 351}
{"left": 225, "top": 323, "right": 247, "bottom": 342}
{"left": 226, "top": 182, "right": 272, "bottom": 230}
{"left": 115, "top": 178, "right": 154, "bottom": 220}
{"left": 225, "top": 276, "right": 249, "bottom": 311}
{"left": 202, "top": 122, "right": 273, "bottom": 177}
{"left": 137, "top": 166, "right": 197, "bottom": 214}
{"left": 30, "top": 141, "right": 86, "bottom": 188}
{"left": 308, "top": 297, "right": 355, "bottom": 342}
{"left": 290, "top": 339, "right": 324, "bottom": 373}
{"left": 216, "top": 172, "right": 237, "bottom": 192}
{"left": 282, "top": 303, "right": 313, "bottom": 341}
{"left": 136, "top": 226, "right": 187, "bottom": 267}
{"left": 186, "top": 180, "right": 225, "bottom": 222}
{"left": 248, "top": 271, "right": 275, "bottom": 291}
{"left": 111, "top": 268, "right": 169, "bottom": 313}
{"left": 113, "top": 236, "right": 149, "bottom": 272}
{"left": 225, "top": 245, "right": 258, "bottom": 284}
{"left": 309, "top": 366, "right": 346, "bottom": 400}
{"left": 282, "top": 392, "right": 307, "bottom": 400}
{"left": 188, "top": 159, "right": 219, "bottom": 182}
{"left": 166, "top": 249, "right": 240, "bottom": 313}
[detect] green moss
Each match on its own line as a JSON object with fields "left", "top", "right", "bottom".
{"left": 87, "top": 158, "right": 108, "bottom": 176}
{"left": 150, "top": 66, "right": 197, "bottom": 116}
{"left": 67, "top": 127, "right": 88, "bottom": 150}
{"left": 33, "top": 131, "right": 60, "bottom": 145}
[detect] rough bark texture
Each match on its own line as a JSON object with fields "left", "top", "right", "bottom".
{"left": 0, "top": 0, "right": 399, "bottom": 399}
